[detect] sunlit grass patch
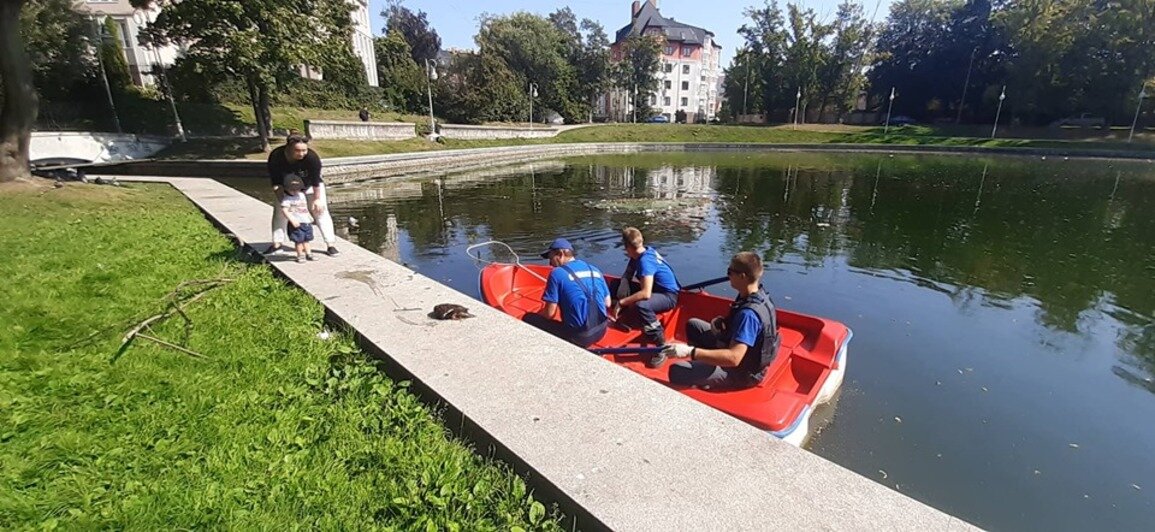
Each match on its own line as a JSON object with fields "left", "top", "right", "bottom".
{"left": 0, "top": 182, "right": 561, "bottom": 530}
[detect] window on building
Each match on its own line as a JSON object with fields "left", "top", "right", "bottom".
{"left": 664, "top": 63, "right": 673, "bottom": 73}
{"left": 682, "top": 64, "right": 690, "bottom": 75}
{"left": 664, "top": 96, "right": 671, "bottom": 106}
{"left": 664, "top": 45, "right": 674, "bottom": 55}
{"left": 118, "top": 20, "right": 132, "bottom": 49}
{"left": 681, "top": 97, "right": 688, "bottom": 106}
{"left": 681, "top": 81, "right": 689, "bottom": 91}
{"left": 682, "top": 46, "right": 693, "bottom": 57}
{"left": 664, "top": 80, "right": 671, "bottom": 89}
{"left": 650, "top": 95, "right": 657, "bottom": 105}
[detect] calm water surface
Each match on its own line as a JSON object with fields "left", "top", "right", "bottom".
{"left": 225, "top": 152, "right": 1155, "bottom": 530}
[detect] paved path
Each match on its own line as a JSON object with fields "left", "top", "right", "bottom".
{"left": 115, "top": 175, "right": 977, "bottom": 531}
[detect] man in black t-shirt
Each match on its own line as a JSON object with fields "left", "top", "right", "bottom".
{"left": 265, "top": 135, "right": 339, "bottom": 256}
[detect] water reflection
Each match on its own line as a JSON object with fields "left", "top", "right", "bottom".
{"left": 219, "top": 152, "right": 1155, "bottom": 529}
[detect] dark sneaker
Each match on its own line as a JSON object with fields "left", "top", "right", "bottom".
{"left": 306, "top": 253, "right": 316, "bottom": 261}
{"left": 326, "top": 245, "right": 340, "bottom": 256}
{"left": 642, "top": 327, "right": 666, "bottom": 347}
{"left": 263, "top": 244, "right": 282, "bottom": 254}
{"left": 645, "top": 350, "right": 668, "bottom": 369}
{"left": 295, "top": 255, "right": 305, "bottom": 263}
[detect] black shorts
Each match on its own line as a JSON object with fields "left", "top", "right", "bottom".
{"left": 288, "top": 223, "right": 314, "bottom": 244}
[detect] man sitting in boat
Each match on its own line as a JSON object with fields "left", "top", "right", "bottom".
{"left": 658, "top": 252, "right": 781, "bottom": 389}
{"left": 522, "top": 238, "right": 612, "bottom": 348}
{"left": 610, "top": 227, "right": 680, "bottom": 362}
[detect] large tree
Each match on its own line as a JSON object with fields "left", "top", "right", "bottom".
{"left": 613, "top": 33, "right": 663, "bottom": 121}
{"left": 0, "top": 0, "right": 35, "bottom": 182}
{"left": 476, "top": 12, "right": 581, "bottom": 122}
{"left": 375, "top": 29, "right": 424, "bottom": 113}
{"left": 382, "top": 0, "right": 440, "bottom": 63}
{"left": 133, "top": 0, "right": 358, "bottom": 151}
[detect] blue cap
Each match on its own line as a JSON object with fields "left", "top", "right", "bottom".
{"left": 540, "top": 237, "right": 573, "bottom": 259}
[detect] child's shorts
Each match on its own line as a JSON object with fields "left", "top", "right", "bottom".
{"left": 288, "top": 223, "right": 314, "bottom": 244}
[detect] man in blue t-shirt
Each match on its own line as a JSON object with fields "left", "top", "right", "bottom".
{"left": 522, "top": 237, "right": 612, "bottom": 348}
{"left": 656, "top": 252, "right": 781, "bottom": 389}
{"left": 610, "top": 227, "right": 680, "bottom": 364}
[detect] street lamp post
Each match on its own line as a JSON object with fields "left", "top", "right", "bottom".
{"left": 1129, "top": 86, "right": 1147, "bottom": 143}
{"left": 884, "top": 87, "right": 895, "bottom": 134}
{"left": 742, "top": 49, "right": 751, "bottom": 117}
{"left": 134, "top": 10, "right": 185, "bottom": 141}
{"left": 528, "top": 82, "right": 538, "bottom": 128}
{"left": 90, "top": 15, "right": 123, "bottom": 134}
{"left": 957, "top": 47, "right": 977, "bottom": 124}
{"left": 793, "top": 87, "right": 801, "bottom": 130}
{"left": 991, "top": 85, "right": 1006, "bottom": 139}
{"left": 425, "top": 58, "right": 438, "bottom": 138}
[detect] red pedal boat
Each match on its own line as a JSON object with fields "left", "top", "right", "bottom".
{"left": 478, "top": 260, "right": 852, "bottom": 446}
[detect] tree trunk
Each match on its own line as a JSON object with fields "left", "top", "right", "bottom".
{"left": 258, "top": 83, "right": 272, "bottom": 139}
{"left": 247, "top": 75, "right": 269, "bottom": 152}
{"left": 0, "top": 0, "right": 35, "bottom": 183}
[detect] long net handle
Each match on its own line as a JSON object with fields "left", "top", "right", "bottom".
{"left": 466, "top": 240, "right": 548, "bottom": 283}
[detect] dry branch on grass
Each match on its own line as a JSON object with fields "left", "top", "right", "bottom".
{"left": 112, "top": 277, "right": 235, "bottom": 363}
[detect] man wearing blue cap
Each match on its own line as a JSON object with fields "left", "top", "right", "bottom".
{"left": 523, "top": 237, "right": 612, "bottom": 348}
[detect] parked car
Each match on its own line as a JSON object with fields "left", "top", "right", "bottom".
{"left": 1050, "top": 113, "right": 1107, "bottom": 128}
{"left": 645, "top": 115, "right": 670, "bottom": 123}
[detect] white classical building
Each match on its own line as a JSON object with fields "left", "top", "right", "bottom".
{"left": 74, "top": 0, "right": 378, "bottom": 88}
{"left": 603, "top": 0, "right": 723, "bottom": 123}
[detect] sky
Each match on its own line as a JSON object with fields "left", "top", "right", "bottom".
{"left": 369, "top": 0, "right": 896, "bottom": 67}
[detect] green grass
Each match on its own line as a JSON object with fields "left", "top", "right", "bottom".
{"left": 153, "top": 122, "right": 1155, "bottom": 160}
{"left": 0, "top": 182, "right": 562, "bottom": 530}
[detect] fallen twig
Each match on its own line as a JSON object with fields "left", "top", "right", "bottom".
{"left": 136, "top": 333, "right": 207, "bottom": 359}
{"left": 111, "top": 277, "right": 234, "bottom": 363}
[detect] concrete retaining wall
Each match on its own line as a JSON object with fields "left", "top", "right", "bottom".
{"left": 304, "top": 120, "right": 416, "bottom": 141}
{"left": 30, "top": 131, "right": 170, "bottom": 164}
{"left": 439, "top": 124, "right": 560, "bottom": 140}
{"left": 95, "top": 141, "right": 1155, "bottom": 182}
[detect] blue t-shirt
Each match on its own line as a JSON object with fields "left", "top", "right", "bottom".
{"left": 542, "top": 259, "right": 610, "bottom": 330}
{"left": 730, "top": 308, "right": 762, "bottom": 347}
{"left": 631, "top": 248, "right": 680, "bottom": 293}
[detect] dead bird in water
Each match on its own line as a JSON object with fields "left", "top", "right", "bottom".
{"left": 430, "top": 303, "right": 474, "bottom": 320}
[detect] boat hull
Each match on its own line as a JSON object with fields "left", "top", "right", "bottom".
{"left": 479, "top": 262, "right": 852, "bottom": 446}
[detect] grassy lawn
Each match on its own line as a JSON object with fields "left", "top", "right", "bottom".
{"left": 0, "top": 181, "right": 561, "bottom": 530}
{"left": 153, "top": 122, "right": 1154, "bottom": 160}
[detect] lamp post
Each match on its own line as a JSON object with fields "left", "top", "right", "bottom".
{"left": 742, "top": 49, "right": 751, "bottom": 117}
{"left": 424, "top": 58, "right": 438, "bottom": 138}
{"left": 528, "top": 82, "right": 535, "bottom": 129}
{"left": 133, "top": 10, "right": 185, "bottom": 141}
{"left": 90, "top": 14, "right": 123, "bottom": 134}
{"left": 1129, "top": 86, "right": 1147, "bottom": 143}
{"left": 991, "top": 85, "right": 1006, "bottom": 139}
{"left": 632, "top": 83, "right": 637, "bottom": 124}
{"left": 793, "top": 87, "right": 801, "bottom": 130}
{"left": 956, "top": 47, "right": 977, "bottom": 124}
{"left": 884, "top": 87, "right": 895, "bottom": 134}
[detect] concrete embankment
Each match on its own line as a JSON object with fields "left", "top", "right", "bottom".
{"left": 98, "top": 142, "right": 1154, "bottom": 184}
{"left": 109, "top": 175, "right": 976, "bottom": 531}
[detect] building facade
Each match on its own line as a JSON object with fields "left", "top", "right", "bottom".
{"left": 603, "top": 0, "right": 723, "bottom": 123}
{"left": 74, "top": 0, "right": 181, "bottom": 88}
{"left": 74, "top": 0, "right": 379, "bottom": 89}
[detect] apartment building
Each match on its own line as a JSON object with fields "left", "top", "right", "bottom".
{"left": 603, "top": 0, "right": 723, "bottom": 123}
{"left": 74, "top": 0, "right": 378, "bottom": 88}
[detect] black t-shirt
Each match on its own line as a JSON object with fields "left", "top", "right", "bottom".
{"left": 267, "top": 146, "right": 323, "bottom": 188}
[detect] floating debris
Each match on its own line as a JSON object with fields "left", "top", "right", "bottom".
{"left": 316, "top": 330, "right": 331, "bottom": 340}
{"left": 981, "top": 387, "right": 988, "bottom": 392}
{"left": 879, "top": 469, "right": 888, "bottom": 479}
{"left": 894, "top": 416, "right": 903, "bottom": 424}
{"left": 1034, "top": 469, "right": 1041, "bottom": 475}
{"left": 1068, "top": 443, "right": 1080, "bottom": 449}
{"left": 1133, "top": 484, "right": 1142, "bottom": 491}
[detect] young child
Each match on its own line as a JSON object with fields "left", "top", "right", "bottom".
{"left": 280, "top": 176, "right": 315, "bottom": 262}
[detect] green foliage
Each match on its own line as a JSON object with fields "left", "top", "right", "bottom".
{"left": 382, "top": 0, "right": 441, "bottom": 63}
{"left": 99, "top": 17, "right": 132, "bottom": 93}
{"left": 434, "top": 51, "right": 527, "bottom": 124}
{"left": 476, "top": 12, "right": 581, "bottom": 123}
{"left": 376, "top": 30, "right": 426, "bottom": 112}
{"left": 614, "top": 34, "right": 664, "bottom": 120}
{"left": 19, "top": 0, "right": 94, "bottom": 102}
{"left": 0, "top": 184, "right": 563, "bottom": 530}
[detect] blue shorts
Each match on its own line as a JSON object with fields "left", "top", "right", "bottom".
{"left": 288, "top": 223, "right": 314, "bottom": 244}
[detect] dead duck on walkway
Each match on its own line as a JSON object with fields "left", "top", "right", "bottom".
{"left": 430, "top": 303, "right": 474, "bottom": 320}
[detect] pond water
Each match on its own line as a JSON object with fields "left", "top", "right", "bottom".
{"left": 224, "top": 152, "right": 1155, "bottom": 530}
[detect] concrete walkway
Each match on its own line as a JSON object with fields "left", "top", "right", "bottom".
{"left": 115, "top": 175, "right": 976, "bottom": 531}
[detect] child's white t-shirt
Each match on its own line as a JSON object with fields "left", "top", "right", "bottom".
{"left": 281, "top": 192, "right": 314, "bottom": 225}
